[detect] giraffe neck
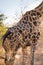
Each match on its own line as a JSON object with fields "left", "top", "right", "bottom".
{"left": 35, "top": 1, "right": 43, "bottom": 17}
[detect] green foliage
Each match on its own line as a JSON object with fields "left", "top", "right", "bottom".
{"left": 0, "top": 13, "right": 7, "bottom": 21}
{"left": 0, "top": 22, "right": 7, "bottom": 45}
{"left": 0, "top": 13, "right": 7, "bottom": 45}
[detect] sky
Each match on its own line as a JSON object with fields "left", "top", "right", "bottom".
{"left": 0, "top": 0, "right": 43, "bottom": 27}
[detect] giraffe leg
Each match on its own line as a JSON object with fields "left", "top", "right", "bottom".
{"left": 22, "top": 47, "right": 25, "bottom": 65}
{"left": 30, "top": 45, "right": 35, "bottom": 65}
{"left": 4, "top": 43, "right": 20, "bottom": 65}
{"left": 22, "top": 44, "right": 27, "bottom": 65}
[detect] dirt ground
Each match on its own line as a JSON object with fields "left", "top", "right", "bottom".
{"left": 0, "top": 21, "right": 43, "bottom": 65}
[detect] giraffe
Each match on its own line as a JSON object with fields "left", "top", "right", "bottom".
{"left": 2, "top": 1, "right": 43, "bottom": 65}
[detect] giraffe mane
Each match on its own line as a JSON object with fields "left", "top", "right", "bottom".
{"left": 2, "top": 30, "right": 11, "bottom": 43}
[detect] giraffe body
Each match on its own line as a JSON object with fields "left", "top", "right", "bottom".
{"left": 2, "top": 2, "right": 43, "bottom": 65}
